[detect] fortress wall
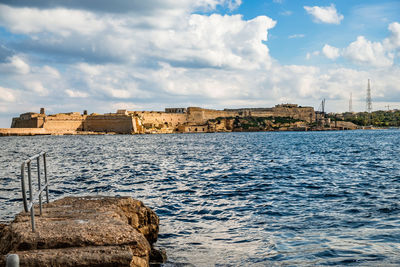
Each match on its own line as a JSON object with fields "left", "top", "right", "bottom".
{"left": 85, "top": 115, "right": 134, "bottom": 133}
{"left": 271, "top": 107, "right": 315, "bottom": 122}
{"left": 43, "top": 115, "right": 85, "bottom": 131}
{"left": 136, "top": 112, "right": 186, "bottom": 128}
{"left": 186, "top": 108, "right": 238, "bottom": 124}
{"left": 231, "top": 107, "right": 314, "bottom": 122}
{"left": 222, "top": 106, "right": 315, "bottom": 122}
{"left": 11, "top": 118, "right": 38, "bottom": 128}
{"left": 245, "top": 110, "right": 276, "bottom": 117}
{"left": 185, "top": 106, "right": 315, "bottom": 124}
{"left": 11, "top": 116, "right": 45, "bottom": 128}
{"left": 204, "top": 110, "right": 238, "bottom": 120}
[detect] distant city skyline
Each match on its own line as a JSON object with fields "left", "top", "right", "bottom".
{"left": 0, "top": 0, "right": 399, "bottom": 127}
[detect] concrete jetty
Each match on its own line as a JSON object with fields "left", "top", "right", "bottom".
{"left": 0, "top": 196, "right": 165, "bottom": 267}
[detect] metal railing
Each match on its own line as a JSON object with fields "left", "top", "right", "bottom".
{"left": 20, "top": 152, "right": 49, "bottom": 232}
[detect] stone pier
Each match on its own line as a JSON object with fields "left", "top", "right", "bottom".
{"left": 0, "top": 196, "right": 165, "bottom": 267}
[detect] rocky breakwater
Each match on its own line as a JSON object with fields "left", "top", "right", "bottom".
{"left": 0, "top": 196, "right": 166, "bottom": 266}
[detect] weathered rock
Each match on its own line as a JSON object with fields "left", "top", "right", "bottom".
{"left": 150, "top": 247, "right": 167, "bottom": 264}
{"left": 2, "top": 246, "right": 147, "bottom": 267}
{"left": 0, "top": 223, "right": 6, "bottom": 239}
{"left": 0, "top": 196, "right": 162, "bottom": 267}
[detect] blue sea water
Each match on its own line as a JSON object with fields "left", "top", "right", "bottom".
{"left": 1, "top": 130, "right": 400, "bottom": 266}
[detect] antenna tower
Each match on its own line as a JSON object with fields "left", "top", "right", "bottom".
{"left": 316, "top": 98, "right": 326, "bottom": 126}
{"left": 319, "top": 98, "right": 325, "bottom": 114}
{"left": 366, "top": 79, "right": 372, "bottom": 113}
{"left": 349, "top": 92, "right": 353, "bottom": 112}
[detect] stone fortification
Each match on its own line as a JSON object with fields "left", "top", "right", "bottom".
{"left": 224, "top": 104, "right": 315, "bottom": 123}
{"left": 12, "top": 112, "right": 85, "bottom": 131}
{"left": 11, "top": 113, "right": 45, "bottom": 128}
{"left": 42, "top": 113, "right": 86, "bottom": 131}
{"left": 9, "top": 109, "right": 143, "bottom": 135}
{"left": 132, "top": 111, "right": 186, "bottom": 133}
{"left": 5, "top": 104, "right": 317, "bottom": 135}
{"left": 85, "top": 114, "right": 141, "bottom": 133}
{"left": 186, "top": 107, "right": 238, "bottom": 125}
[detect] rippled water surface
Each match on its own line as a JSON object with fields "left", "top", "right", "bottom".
{"left": 1, "top": 130, "right": 400, "bottom": 266}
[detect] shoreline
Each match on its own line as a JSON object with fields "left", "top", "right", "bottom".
{"left": 0, "top": 127, "right": 369, "bottom": 136}
{"left": 1, "top": 127, "right": 394, "bottom": 136}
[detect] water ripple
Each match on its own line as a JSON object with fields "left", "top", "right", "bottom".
{"left": 1, "top": 130, "right": 400, "bottom": 265}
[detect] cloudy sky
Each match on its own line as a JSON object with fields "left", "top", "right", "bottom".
{"left": 0, "top": 0, "right": 399, "bottom": 127}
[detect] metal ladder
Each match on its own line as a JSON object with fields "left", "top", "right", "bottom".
{"left": 20, "top": 151, "right": 50, "bottom": 232}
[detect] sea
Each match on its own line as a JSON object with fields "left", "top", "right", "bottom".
{"left": 1, "top": 130, "right": 400, "bottom": 266}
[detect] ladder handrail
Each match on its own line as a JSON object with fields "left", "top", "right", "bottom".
{"left": 20, "top": 152, "right": 49, "bottom": 232}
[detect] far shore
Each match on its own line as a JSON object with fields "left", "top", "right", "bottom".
{"left": 0, "top": 126, "right": 391, "bottom": 137}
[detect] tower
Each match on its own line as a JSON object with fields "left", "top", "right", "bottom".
{"left": 349, "top": 93, "right": 353, "bottom": 113}
{"left": 320, "top": 98, "right": 325, "bottom": 114}
{"left": 366, "top": 79, "right": 372, "bottom": 113}
{"left": 316, "top": 98, "right": 326, "bottom": 126}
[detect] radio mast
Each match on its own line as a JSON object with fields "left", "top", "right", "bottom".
{"left": 349, "top": 92, "right": 353, "bottom": 112}
{"left": 366, "top": 79, "right": 372, "bottom": 113}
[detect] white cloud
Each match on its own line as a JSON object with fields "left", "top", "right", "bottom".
{"left": 23, "top": 81, "right": 49, "bottom": 96}
{"left": 76, "top": 63, "right": 102, "bottom": 76}
{"left": 322, "top": 44, "right": 340, "bottom": 60}
{"left": 0, "top": 86, "right": 16, "bottom": 102}
{"left": 280, "top": 10, "right": 292, "bottom": 16}
{"left": 111, "top": 102, "right": 141, "bottom": 111}
{"left": 304, "top": 4, "right": 344, "bottom": 24}
{"left": 70, "top": 63, "right": 154, "bottom": 100}
{"left": 322, "top": 22, "right": 400, "bottom": 67}
{"left": 2, "top": 0, "right": 242, "bottom": 13}
{"left": 288, "top": 34, "right": 305, "bottom": 39}
{"left": 40, "top": 66, "right": 61, "bottom": 78}
{"left": 343, "top": 36, "right": 393, "bottom": 67}
{"left": 0, "top": 4, "right": 276, "bottom": 71}
{"left": 109, "top": 89, "right": 131, "bottom": 99}
{"left": 0, "top": 55, "right": 30, "bottom": 74}
{"left": 274, "top": 65, "right": 321, "bottom": 98}
{"left": 306, "top": 51, "right": 320, "bottom": 60}
{"left": 9, "top": 56, "right": 30, "bottom": 74}
{"left": 387, "top": 22, "right": 400, "bottom": 48}
{"left": 0, "top": 4, "right": 106, "bottom": 36}
{"left": 65, "top": 89, "right": 89, "bottom": 98}
{"left": 0, "top": 1, "right": 243, "bottom": 36}
{"left": 156, "top": 14, "right": 276, "bottom": 70}
{"left": 67, "top": 61, "right": 400, "bottom": 112}
{"left": 151, "top": 63, "right": 248, "bottom": 99}
{"left": 223, "top": 0, "right": 242, "bottom": 11}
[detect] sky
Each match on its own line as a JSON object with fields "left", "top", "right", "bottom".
{"left": 0, "top": 0, "right": 399, "bottom": 127}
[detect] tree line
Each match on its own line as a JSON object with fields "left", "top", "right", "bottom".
{"left": 330, "top": 110, "right": 400, "bottom": 127}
